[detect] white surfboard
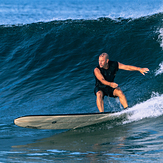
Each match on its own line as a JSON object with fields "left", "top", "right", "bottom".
{"left": 14, "top": 111, "right": 127, "bottom": 130}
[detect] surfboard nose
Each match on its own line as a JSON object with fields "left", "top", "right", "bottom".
{"left": 14, "top": 117, "right": 25, "bottom": 127}
{"left": 14, "top": 118, "right": 18, "bottom": 125}
{"left": 14, "top": 118, "right": 21, "bottom": 126}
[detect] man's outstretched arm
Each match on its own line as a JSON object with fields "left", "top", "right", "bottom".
{"left": 118, "top": 62, "right": 149, "bottom": 75}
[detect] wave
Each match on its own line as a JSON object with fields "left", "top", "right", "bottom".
{"left": 122, "top": 92, "right": 163, "bottom": 124}
{"left": 0, "top": 13, "right": 163, "bottom": 117}
{"left": 1, "top": 0, "right": 163, "bottom": 25}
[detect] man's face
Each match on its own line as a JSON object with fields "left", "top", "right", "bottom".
{"left": 99, "top": 56, "right": 108, "bottom": 68}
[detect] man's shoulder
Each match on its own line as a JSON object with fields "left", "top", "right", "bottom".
{"left": 109, "top": 60, "right": 119, "bottom": 70}
{"left": 109, "top": 60, "right": 118, "bottom": 64}
{"left": 94, "top": 66, "right": 101, "bottom": 72}
{"left": 94, "top": 65, "right": 100, "bottom": 70}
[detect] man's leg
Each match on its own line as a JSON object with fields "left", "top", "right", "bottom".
{"left": 113, "top": 88, "right": 128, "bottom": 109}
{"left": 96, "top": 90, "right": 104, "bottom": 112}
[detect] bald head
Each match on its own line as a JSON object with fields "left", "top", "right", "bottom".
{"left": 99, "top": 53, "right": 109, "bottom": 60}
{"left": 98, "top": 53, "right": 109, "bottom": 69}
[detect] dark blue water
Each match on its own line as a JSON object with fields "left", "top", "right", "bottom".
{"left": 1, "top": 0, "right": 163, "bottom": 162}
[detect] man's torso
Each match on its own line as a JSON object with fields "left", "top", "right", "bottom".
{"left": 94, "top": 60, "right": 119, "bottom": 88}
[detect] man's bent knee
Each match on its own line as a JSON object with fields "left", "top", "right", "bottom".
{"left": 96, "top": 91, "right": 104, "bottom": 99}
{"left": 113, "top": 88, "right": 124, "bottom": 97}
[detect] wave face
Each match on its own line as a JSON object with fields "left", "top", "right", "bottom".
{"left": 0, "top": 13, "right": 163, "bottom": 119}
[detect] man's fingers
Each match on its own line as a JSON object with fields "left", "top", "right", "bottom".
{"left": 110, "top": 82, "right": 118, "bottom": 88}
{"left": 140, "top": 68, "right": 149, "bottom": 75}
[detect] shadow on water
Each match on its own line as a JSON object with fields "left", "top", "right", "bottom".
{"left": 10, "top": 122, "right": 129, "bottom": 162}
{"left": 9, "top": 113, "right": 163, "bottom": 162}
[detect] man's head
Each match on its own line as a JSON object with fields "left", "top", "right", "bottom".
{"left": 98, "top": 53, "right": 109, "bottom": 68}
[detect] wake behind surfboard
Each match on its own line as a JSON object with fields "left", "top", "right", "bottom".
{"left": 14, "top": 111, "right": 128, "bottom": 130}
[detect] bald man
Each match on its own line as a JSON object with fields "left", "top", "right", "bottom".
{"left": 94, "top": 53, "right": 149, "bottom": 112}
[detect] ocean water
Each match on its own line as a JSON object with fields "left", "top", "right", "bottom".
{"left": 1, "top": 0, "right": 163, "bottom": 162}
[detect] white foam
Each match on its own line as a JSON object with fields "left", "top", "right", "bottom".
{"left": 47, "top": 149, "right": 67, "bottom": 153}
{"left": 121, "top": 92, "right": 163, "bottom": 124}
{"left": 157, "top": 28, "right": 163, "bottom": 49}
{"left": 155, "top": 62, "right": 163, "bottom": 76}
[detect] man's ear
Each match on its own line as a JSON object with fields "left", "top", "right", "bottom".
{"left": 107, "top": 59, "right": 109, "bottom": 63}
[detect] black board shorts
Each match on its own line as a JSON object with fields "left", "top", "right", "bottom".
{"left": 94, "top": 86, "right": 116, "bottom": 98}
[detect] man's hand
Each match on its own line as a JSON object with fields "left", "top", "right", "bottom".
{"left": 139, "top": 68, "right": 149, "bottom": 75}
{"left": 110, "top": 82, "right": 118, "bottom": 88}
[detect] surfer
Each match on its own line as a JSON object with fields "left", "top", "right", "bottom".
{"left": 94, "top": 53, "right": 149, "bottom": 112}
